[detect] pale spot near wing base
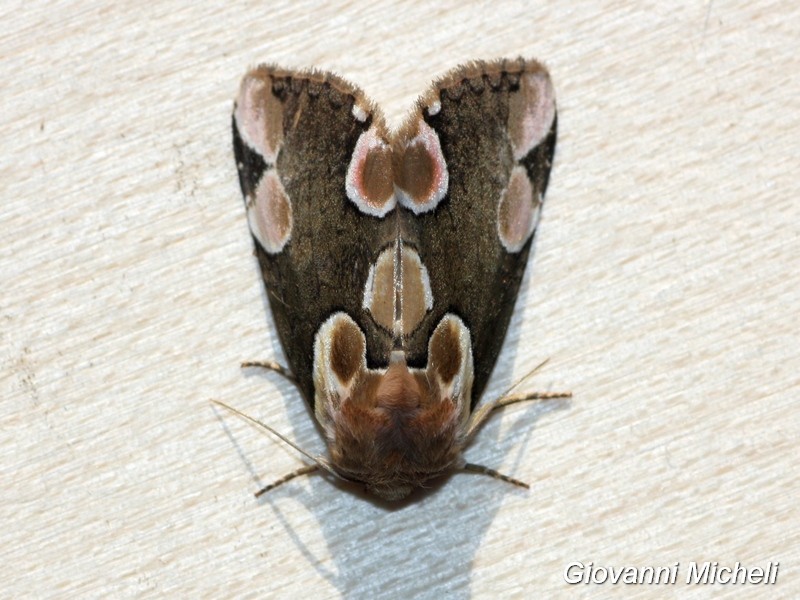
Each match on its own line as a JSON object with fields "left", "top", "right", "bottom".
{"left": 362, "top": 246, "right": 433, "bottom": 335}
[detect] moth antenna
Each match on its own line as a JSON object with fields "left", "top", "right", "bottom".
{"left": 254, "top": 464, "right": 318, "bottom": 497}
{"left": 211, "top": 400, "right": 347, "bottom": 484}
{"left": 241, "top": 360, "right": 299, "bottom": 386}
{"left": 500, "top": 356, "right": 551, "bottom": 398}
{"left": 461, "top": 462, "right": 530, "bottom": 489}
{"left": 465, "top": 358, "right": 571, "bottom": 439}
{"left": 237, "top": 362, "right": 341, "bottom": 493}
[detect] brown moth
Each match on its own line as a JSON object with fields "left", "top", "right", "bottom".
{"left": 226, "top": 58, "right": 567, "bottom": 500}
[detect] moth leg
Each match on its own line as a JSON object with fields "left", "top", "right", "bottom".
{"left": 212, "top": 399, "right": 350, "bottom": 495}
{"left": 241, "top": 359, "right": 298, "bottom": 386}
{"left": 465, "top": 389, "right": 572, "bottom": 439}
{"left": 461, "top": 388, "right": 570, "bottom": 490}
{"left": 255, "top": 464, "right": 318, "bottom": 498}
{"left": 462, "top": 462, "right": 529, "bottom": 489}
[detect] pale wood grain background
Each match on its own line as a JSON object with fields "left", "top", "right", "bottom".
{"left": 2, "top": 1, "right": 798, "bottom": 598}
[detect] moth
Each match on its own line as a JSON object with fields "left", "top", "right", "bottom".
{"left": 225, "top": 58, "right": 568, "bottom": 500}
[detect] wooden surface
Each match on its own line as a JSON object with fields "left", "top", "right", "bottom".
{"left": 2, "top": 1, "right": 797, "bottom": 597}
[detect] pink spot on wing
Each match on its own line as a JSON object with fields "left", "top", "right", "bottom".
{"left": 247, "top": 170, "right": 292, "bottom": 254}
{"left": 497, "top": 166, "right": 540, "bottom": 253}
{"left": 396, "top": 120, "right": 449, "bottom": 214}
{"left": 345, "top": 128, "right": 396, "bottom": 217}
{"left": 508, "top": 72, "right": 556, "bottom": 161}
{"left": 234, "top": 75, "right": 284, "bottom": 163}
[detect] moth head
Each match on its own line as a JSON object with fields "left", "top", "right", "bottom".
{"left": 313, "top": 313, "right": 474, "bottom": 500}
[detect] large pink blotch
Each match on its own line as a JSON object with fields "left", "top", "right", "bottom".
{"left": 396, "top": 120, "right": 449, "bottom": 214}
{"left": 345, "top": 127, "right": 396, "bottom": 217}
{"left": 234, "top": 75, "right": 284, "bottom": 164}
{"left": 507, "top": 71, "right": 556, "bottom": 161}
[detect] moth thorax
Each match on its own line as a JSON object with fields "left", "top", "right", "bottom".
{"left": 313, "top": 312, "right": 475, "bottom": 498}
{"left": 329, "top": 359, "right": 464, "bottom": 500}
{"left": 375, "top": 359, "right": 422, "bottom": 411}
